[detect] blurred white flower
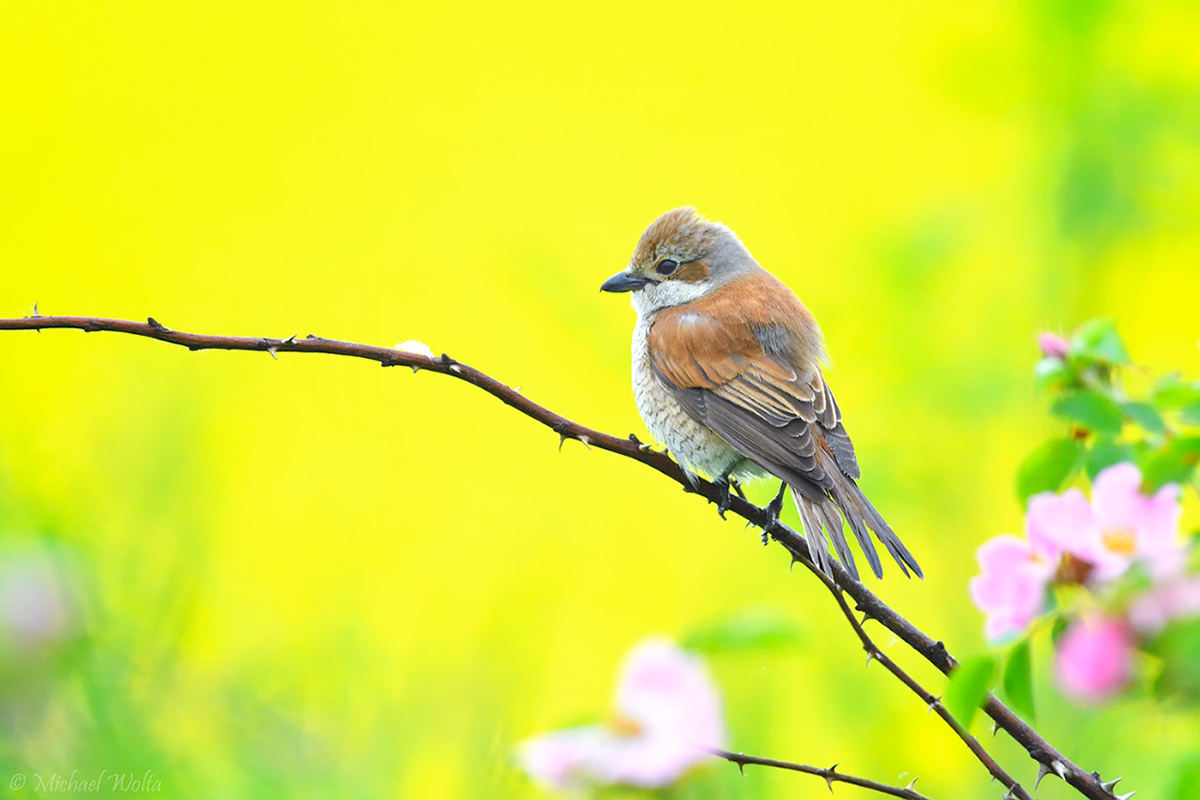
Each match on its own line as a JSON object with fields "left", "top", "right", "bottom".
{"left": 0, "top": 550, "right": 77, "bottom": 651}
{"left": 518, "top": 637, "right": 725, "bottom": 790}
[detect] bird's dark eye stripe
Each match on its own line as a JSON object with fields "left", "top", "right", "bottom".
{"left": 656, "top": 259, "right": 679, "bottom": 275}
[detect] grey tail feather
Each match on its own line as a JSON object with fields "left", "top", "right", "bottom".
{"left": 790, "top": 479, "right": 922, "bottom": 581}
{"left": 829, "top": 482, "right": 884, "bottom": 579}
{"left": 818, "top": 501, "right": 859, "bottom": 580}
{"left": 793, "top": 493, "right": 833, "bottom": 576}
{"left": 843, "top": 480, "right": 923, "bottom": 580}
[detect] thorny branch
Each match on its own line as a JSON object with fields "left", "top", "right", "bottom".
{"left": 709, "top": 748, "right": 932, "bottom": 800}
{"left": 0, "top": 314, "right": 1129, "bottom": 799}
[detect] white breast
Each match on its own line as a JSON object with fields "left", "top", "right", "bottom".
{"left": 631, "top": 316, "right": 750, "bottom": 481}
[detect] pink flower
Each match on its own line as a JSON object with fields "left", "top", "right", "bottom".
{"left": 969, "top": 536, "right": 1057, "bottom": 641}
{"left": 1128, "top": 576, "right": 1200, "bottom": 634}
{"left": 1027, "top": 463, "right": 1182, "bottom": 583}
{"left": 1038, "top": 332, "right": 1071, "bottom": 361}
{"left": 1054, "top": 615, "right": 1135, "bottom": 704}
{"left": 517, "top": 638, "right": 725, "bottom": 790}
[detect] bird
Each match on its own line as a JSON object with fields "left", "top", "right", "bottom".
{"left": 600, "top": 207, "right": 922, "bottom": 581}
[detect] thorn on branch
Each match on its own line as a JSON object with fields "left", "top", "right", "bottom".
{"left": 282, "top": 334, "right": 297, "bottom": 345}
{"left": 553, "top": 422, "right": 580, "bottom": 452}
{"left": 824, "top": 763, "right": 839, "bottom": 792}
{"left": 854, "top": 603, "right": 875, "bottom": 624}
{"left": 147, "top": 317, "right": 168, "bottom": 331}
{"left": 1101, "top": 776, "right": 1123, "bottom": 794}
{"left": 1035, "top": 761, "right": 1063, "bottom": 789}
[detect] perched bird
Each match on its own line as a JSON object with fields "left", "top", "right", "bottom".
{"left": 601, "top": 207, "right": 921, "bottom": 580}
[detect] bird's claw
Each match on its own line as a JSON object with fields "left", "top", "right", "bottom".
{"left": 713, "top": 478, "right": 736, "bottom": 520}
{"left": 759, "top": 482, "right": 788, "bottom": 544}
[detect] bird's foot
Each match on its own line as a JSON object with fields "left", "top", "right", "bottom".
{"left": 712, "top": 478, "right": 738, "bottom": 520}
{"left": 759, "top": 482, "right": 788, "bottom": 545}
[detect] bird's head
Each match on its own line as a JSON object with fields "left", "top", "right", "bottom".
{"left": 600, "top": 207, "right": 756, "bottom": 315}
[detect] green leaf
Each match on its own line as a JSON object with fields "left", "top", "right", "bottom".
{"left": 1068, "top": 318, "right": 1129, "bottom": 365}
{"left": 1017, "top": 438, "right": 1084, "bottom": 503}
{"left": 944, "top": 655, "right": 997, "bottom": 729}
{"left": 1145, "top": 617, "right": 1200, "bottom": 703}
{"left": 1001, "top": 640, "right": 1035, "bottom": 721}
{"left": 1033, "top": 357, "right": 1071, "bottom": 389}
{"left": 1140, "top": 436, "right": 1200, "bottom": 491}
{"left": 1052, "top": 390, "right": 1125, "bottom": 435}
{"left": 1123, "top": 402, "right": 1166, "bottom": 435}
{"left": 1153, "top": 374, "right": 1200, "bottom": 410}
{"left": 1181, "top": 402, "right": 1200, "bottom": 427}
{"left": 1050, "top": 614, "right": 1070, "bottom": 645}
{"left": 1086, "top": 438, "right": 1134, "bottom": 480}
{"left": 681, "top": 607, "right": 805, "bottom": 654}
{"left": 1170, "top": 754, "right": 1200, "bottom": 800}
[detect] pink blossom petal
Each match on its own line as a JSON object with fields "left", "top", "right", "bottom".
{"left": 517, "top": 638, "right": 725, "bottom": 789}
{"left": 1026, "top": 489, "right": 1096, "bottom": 560}
{"left": 517, "top": 728, "right": 608, "bottom": 789}
{"left": 1138, "top": 484, "right": 1185, "bottom": 577}
{"left": 1038, "top": 332, "right": 1071, "bottom": 360}
{"left": 969, "top": 536, "right": 1053, "bottom": 642}
{"left": 615, "top": 637, "right": 725, "bottom": 752}
{"left": 1129, "top": 577, "right": 1200, "bottom": 634}
{"left": 1090, "top": 463, "right": 1145, "bottom": 531}
{"left": 1054, "top": 616, "right": 1135, "bottom": 704}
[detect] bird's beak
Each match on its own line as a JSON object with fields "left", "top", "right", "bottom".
{"left": 600, "top": 270, "right": 649, "bottom": 293}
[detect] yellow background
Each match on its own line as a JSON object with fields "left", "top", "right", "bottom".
{"left": 2, "top": 1, "right": 1199, "bottom": 798}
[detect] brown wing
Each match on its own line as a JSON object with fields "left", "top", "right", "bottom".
{"left": 648, "top": 274, "right": 860, "bottom": 499}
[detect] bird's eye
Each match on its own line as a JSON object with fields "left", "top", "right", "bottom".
{"left": 656, "top": 259, "right": 679, "bottom": 276}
